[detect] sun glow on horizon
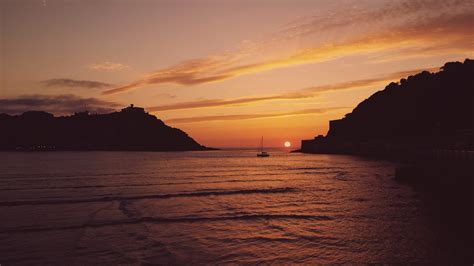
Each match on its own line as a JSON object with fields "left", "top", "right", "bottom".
{"left": 284, "top": 141, "right": 291, "bottom": 148}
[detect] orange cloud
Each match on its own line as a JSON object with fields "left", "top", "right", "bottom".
{"left": 146, "top": 66, "right": 440, "bottom": 112}
{"left": 103, "top": 0, "right": 473, "bottom": 95}
{"left": 367, "top": 41, "right": 474, "bottom": 64}
{"left": 147, "top": 95, "right": 308, "bottom": 112}
{"left": 165, "top": 107, "right": 349, "bottom": 124}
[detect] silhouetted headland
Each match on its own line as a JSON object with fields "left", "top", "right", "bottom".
{"left": 0, "top": 104, "right": 213, "bottom": 151}
{"left": 300, "top": 59, "right": 473, "bottom": 161}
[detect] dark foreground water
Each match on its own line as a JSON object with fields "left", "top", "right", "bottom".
{"left": 0, "top": 150, "right": 471, "bottom": 264}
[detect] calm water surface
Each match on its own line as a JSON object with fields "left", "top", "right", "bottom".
{"left": 0, "top": 150, "right": 463, "bottom": 264}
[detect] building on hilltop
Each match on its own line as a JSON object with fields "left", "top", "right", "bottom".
{"left": 121, "top": 104, "right": 145, "bottom": 114}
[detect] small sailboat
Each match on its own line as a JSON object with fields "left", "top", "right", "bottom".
{"left": 257, "top": 136, "right": 270, "bottom": 157}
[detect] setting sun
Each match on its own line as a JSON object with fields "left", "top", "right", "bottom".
{"left": 284, "top": 141, "right": 291, "bottom": 147}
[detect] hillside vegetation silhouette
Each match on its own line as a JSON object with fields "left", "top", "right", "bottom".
{"left": 330, "top": 59, "right": 473, "bottom": 139}
{"left": 302, "top": 58, "right": 473, "bottom": 154}
{"left": 0, "top": 105, "right": 209, "bottom": 151}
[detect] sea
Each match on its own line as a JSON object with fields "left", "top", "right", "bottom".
{"left": 0, "top": 150, "right": 470, "bottom": 264}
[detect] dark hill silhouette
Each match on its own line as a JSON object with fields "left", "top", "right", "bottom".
{"left": 301, "top": 58, "right": 473, "bottom": 155}
{"left": 0, "top": 105, "right": 211, "bottom": 151}
{"left": 328, "top": 59, "right": 473, "bottom": 140}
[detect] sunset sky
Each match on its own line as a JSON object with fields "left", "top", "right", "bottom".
{"left": 1, "top": 0, "right": 473, "bottom": 147}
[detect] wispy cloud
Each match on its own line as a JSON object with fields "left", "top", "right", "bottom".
{"left": 165, "top": 107, "right": 348, "bottom": 124}
{"left": 147, "top": 95, "right": 307, "bottom": 112}
{"left": 147, "top": 66, "right": 439, "bottom": 112}
{"left": 41, "top": 79, "right": 113, "bottom": 89}
{"left": 367, "top": 43, "right": 474, "bottom": 64}
{"left": 103, "top": 0, "right": 473, "bottom": 95}
{"left": 154, "top": 93, "right": 177, "bottom": 99}
{"left": 277, "top": 0, "right": 472, "bottom": 41}
{"left": 0, "top": 95, "right": 120, "bottom": 115}
{"left": 299, "top": 67, "right": 441, "bottom": 94}
{"left": 88, "top": 62, "right": 130, "bottom": 72}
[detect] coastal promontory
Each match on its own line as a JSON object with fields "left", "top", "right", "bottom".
{"left": 301, "top": 58, "right": 473, "bottom": 158}
{"left": 0, "top": 104, "right": 210, "bottom": 151}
